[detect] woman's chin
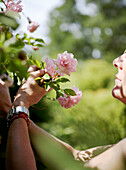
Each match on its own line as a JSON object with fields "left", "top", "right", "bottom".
{"left": 112, "top": 86, "right": 122, "bottom": 99}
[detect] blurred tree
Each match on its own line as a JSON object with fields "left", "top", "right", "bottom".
{"left": 47, "top": 0, "right": 126, "bottom": 62}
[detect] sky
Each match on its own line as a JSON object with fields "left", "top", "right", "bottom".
{"left": 17, "top": 0, "right": 97, "bottom": 44}
{"left": 18, "top": 0, "right": 64, "bottom": 43}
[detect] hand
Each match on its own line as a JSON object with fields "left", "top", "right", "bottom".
{"left": 76, "top": 145, "right": 112, "bottom": 162}
{"left": 0, "top": 79, "right": 12, "bottom": 116}
{"left": 13, "top": 65, "right": 51, "bottom": 108}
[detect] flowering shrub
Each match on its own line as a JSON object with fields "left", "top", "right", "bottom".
{"left": 5, "top": 0, "right": 23, "bottom": 13}
{"left": 0, "top": 0, "right": 82, "bottom": 109}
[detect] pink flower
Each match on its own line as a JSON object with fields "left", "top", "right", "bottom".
{"left": 57, "top": 86, "right": 82, "bottom": 109}
{"left": 45, "top": 58, "right": 57, "bottom": 77}
{"left": 27, "top": 21, "right": 39, "bottom": 33}
{"left": 56, "top": 51, "right": 78, "bottom": 76}
{"left": 6, "top": 0, "right": 23, "bottom": 13}
{"left": 33, "top": 46, "right": 39, "bottom": 51}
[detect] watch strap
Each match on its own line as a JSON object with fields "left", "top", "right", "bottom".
{"left": 7, "top": 106, "right": 29, "bottom": 127}
{"left": 7, "top": 106, "right": 29, "bottom": 120}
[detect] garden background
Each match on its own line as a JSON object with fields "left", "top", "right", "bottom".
{"left": 0, "top": 0, "right": 126, "bottom": 169}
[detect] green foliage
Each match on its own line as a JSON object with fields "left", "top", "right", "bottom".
{"left": 72, "top": 59, "right": 116, "bottom": 90}
{"left": 16, "top": 33, "right": 45, "bottom": 47}
{"left": 0, "top": 13, "right": 19, "bottom": 29}
{"left": 47, "top": 0, "right": 126, "bottom": 62}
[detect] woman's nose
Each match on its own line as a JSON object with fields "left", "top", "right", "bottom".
{"left": 113, "top": 57, "right": 119, "bottom": 68}
{"left": 113, "top": 57, "right": 122, "bottom": 70}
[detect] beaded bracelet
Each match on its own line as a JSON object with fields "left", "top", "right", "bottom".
{"left": 7, "top": 106, "right": 30, "bottom": 127}
{"left": 9, "top": 113, "right": 30, "bottom": 126}
{"left": 7, "top": 113, "right": 30, "bottom": 127}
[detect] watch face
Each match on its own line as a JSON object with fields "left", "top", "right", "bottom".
{"left": 7, "top": 106, "right": 29, "bottom": 121}
{"left": 15, "top": 106, "right": 29, "bottom": 116}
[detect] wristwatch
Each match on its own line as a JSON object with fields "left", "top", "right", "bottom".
{"left": 7, "top": 106, "right": 29, "bottom": 126}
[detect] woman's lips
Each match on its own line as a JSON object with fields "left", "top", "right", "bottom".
{"left": 115, "top": 78, "right": 121, "bottom": 87}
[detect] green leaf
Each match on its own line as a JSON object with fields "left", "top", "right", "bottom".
{"left": 50, "top": 84, "right": 60, "bottom": 91}
{"left": 34, "top": 38, "right": 45, "bottom": 44}
{"left": 16, "top": 34, "right": 20, "bottom": 39}
{"left": 35, "top": 77, "right": 41, "bottom": 81}
{"left": 55, "top": 77, "right": 70, "bottom": 83}
{"left": 29, "top": 59, "right": 41, "bottom": 68}
{"left": 40, "top": 61, "right": 45, "bottom": 69}
{"left": 64, "top": 89, "right": 76, "bottom": 96}
{"left": 0, "top": 13, "right": 19, "bottom": 30}
{"left": 56, "top": 90, "right": 64, "bottom": 99}
{"left": 24, "top": 33, "right": 27, "bottom": 38}
{"left": 6, "top": 32, "right": 13, "bottom": 39}
{"left": 10, "top": 39, "right": 25, "bottom": 49}
{"left": 45, "top": 84, "right": 51, "bottom": 91}
{"left": 35, "top": 43, "right": 43, "bottom": 47}
{"left": 43, "top": 73, "right": 50, "bottom": 80}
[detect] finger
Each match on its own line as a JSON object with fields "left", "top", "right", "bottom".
{"left": 28, "top": 65, "right": 39, "bottom": 72}
{"left": 78, "top": 155, "right": 86, "bottom": 162}
{"left": 21, "top": 78, "right": 26, "bottom": 85}
{"left": 30, "top": 69, "right": 45, "bottom": 78}
{"left": 0, "top": 79, "right": 6, "bottom": 86}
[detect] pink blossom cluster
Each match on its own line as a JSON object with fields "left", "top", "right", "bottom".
{"left": 45, "top": 58, "right": 57, "bottom": 77}
{"left": 44, "top": 51, "right": 82, "bottom": 108}
{"left": 5, "top": 0, "right": 23, "bottom": 13}
{"left": 57, "top": 86, "right": 82, "bottom": 109}
{"left": 27, "top": 21, "right": 39, "bottom": 33}
{"left": 45, "top": 51, "right": 78, "bottom": 77}
{"left": 56, "top": 51, "right": 78, "bottom": 76}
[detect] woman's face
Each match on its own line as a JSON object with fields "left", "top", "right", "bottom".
{"left": 112, "top": 52, "right": 126, "bottom": 104}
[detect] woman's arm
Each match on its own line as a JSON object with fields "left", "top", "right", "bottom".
{"left": 6, "top": 67, "right": 47, "bottom": 170}
{"left": 6, "top": 118, "right": 37, "bottom": 170}
{"left": 85, "top": 139, "right": 126, "bottom": 170}
{"left": 28, "top": 120, "right": 113, "bottom": 168}
{"left": 28, "top": 119, "right": 81, "bottom": 169}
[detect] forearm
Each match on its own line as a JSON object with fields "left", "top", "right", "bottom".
{"left": 6, "top": 118, "right": 37, "bottom": 170}
{"left": 28, "top": 120, "right": 79, "bottom": 167}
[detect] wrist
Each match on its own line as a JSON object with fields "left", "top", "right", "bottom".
{"left": 13, "top": 93, "right": 30, "bottom": 109}
{"left": 13, "top": 100, "right": 30, "bottom": 109}
{"left": 7, "top": 106, "right": 30, "bottom": 127}
{"left": 0, "top": 104, "right": 12, "bottom": 117}
{"left": 13, "top": 94, "right": 30, "bottom": 109}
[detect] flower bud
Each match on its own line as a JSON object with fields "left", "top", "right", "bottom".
{"left": 18, "top": 51, "right": 27, "bottom": 61}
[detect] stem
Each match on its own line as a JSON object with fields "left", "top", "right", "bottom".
{"left": 2, "top": 64, "right": 8, "bottom": 73}
{"left": 1, "top": 0, "right": 7, "bottom": 8}
{"left": 22, "top": 12, "right": 32, "bottom": 23}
